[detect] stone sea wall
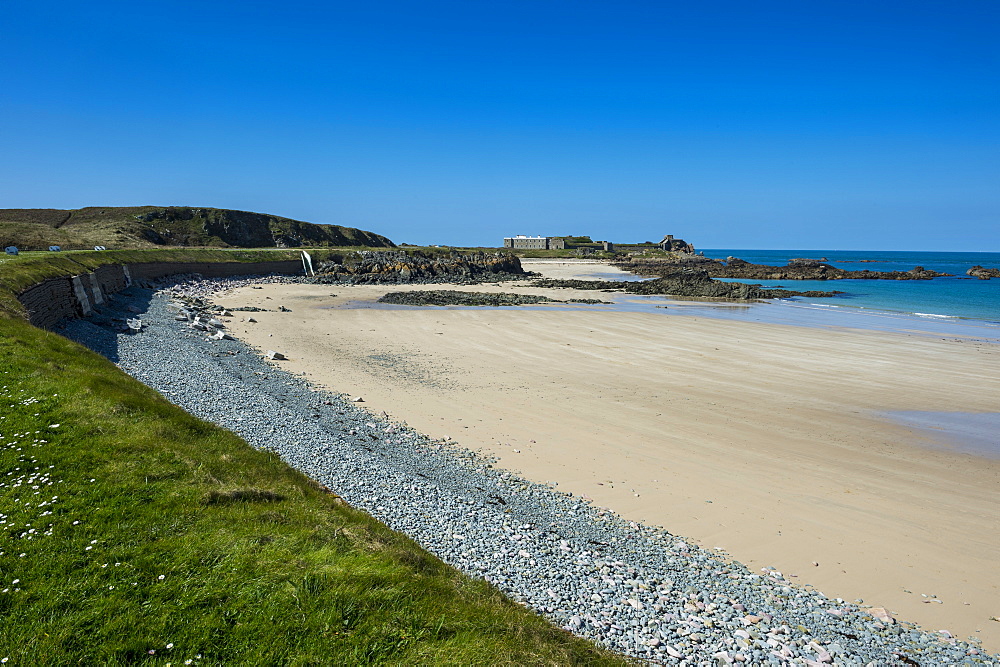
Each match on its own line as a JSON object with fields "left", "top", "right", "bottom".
{"left": 17, "top": 251, "right": 528, "bottom": 328}
{"left": 17, "top": 259, "right": 303, "bottom": 329}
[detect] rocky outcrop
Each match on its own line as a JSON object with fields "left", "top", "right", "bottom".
{"left": 532, "top": 269, "right": 839, "bottom": 300}
{"left": 311, "top": 251, "right": 529, "bottom": 285}
{"left": 614, "top": 256, "right": 952, "bottom": 280}
{"left": 967, "top": 265, "right": 1000, "bottom": 280}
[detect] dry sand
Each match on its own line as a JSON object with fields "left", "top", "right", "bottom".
{"left": 216, "top": 259, "right": 1000, "bottom": 651}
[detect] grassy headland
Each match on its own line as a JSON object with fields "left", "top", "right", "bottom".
{"left": 0, "top": 250, "right": 625, "bottom": 664}
{"left": 0, "top": 206, "right": 394, "bottom": 250}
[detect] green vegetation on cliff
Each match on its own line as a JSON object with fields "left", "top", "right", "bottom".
{"left": 0, "top": 206, "right": 394, "bottom": 250}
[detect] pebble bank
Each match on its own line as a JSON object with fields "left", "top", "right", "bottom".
{"left": 59, "top": 276, "right": 997, "bottom": 666}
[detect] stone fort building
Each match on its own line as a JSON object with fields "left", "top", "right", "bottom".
{"left": 503, "top": 236, "right": 566, "bottom": 250}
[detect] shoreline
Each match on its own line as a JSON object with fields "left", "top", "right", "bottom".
{"left": 212, "top": 261, "right": 1000, "bottom": 652}
{"left": 518, "top": 258, "right": 1000, "bottom": 341}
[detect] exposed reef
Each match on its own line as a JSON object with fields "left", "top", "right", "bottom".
{"left": 377, "top": 290, "right": 612, "bottom": 306}
{"left": 379, "top": 290, "right": 554, "bottom": 306}
{"left": 614, "top": 256, "right": 953, "bottom": 281}
{"left": 532, "top": 269, "right": 839, "bottom": 300}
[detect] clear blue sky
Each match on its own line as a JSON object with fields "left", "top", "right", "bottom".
{"left": 3, "top": 0, "right": 998, "bottom": 250}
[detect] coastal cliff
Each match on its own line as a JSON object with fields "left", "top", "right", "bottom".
{"left": 0, "top": 206, "right": 394, "bottom": 250}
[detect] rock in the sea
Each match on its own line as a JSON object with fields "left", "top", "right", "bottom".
{"left": 615, "top": 256, "right": 954, "bottom": 281}
{"left": 968, "top": 265, "right": 1000, "bottom": 279}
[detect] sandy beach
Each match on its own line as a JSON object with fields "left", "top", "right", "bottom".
{"left": 216, "top": 259, "right": 1000, "bottom": 651}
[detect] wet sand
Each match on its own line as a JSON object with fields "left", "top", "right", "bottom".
{"left": 215, "top": 260, "right": 1000, "bottom": 651}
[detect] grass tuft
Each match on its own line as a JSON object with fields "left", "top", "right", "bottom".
{"left": 202, "top": 489, "right": 286, "bottom": 505}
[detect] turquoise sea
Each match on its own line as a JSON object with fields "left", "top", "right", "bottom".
{"left": 703, "top": 249, "right": 1000, "bottom": 322}
{"left": 638, "top": 249, "right": 1000, "bottom": 343}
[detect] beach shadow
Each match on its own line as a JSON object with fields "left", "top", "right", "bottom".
{"left": 55, "top": 286, "right": 156, "bottom": 363}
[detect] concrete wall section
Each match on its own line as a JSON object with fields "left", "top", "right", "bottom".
{"left": 94, "top": 263, "right": 130, "bottom": 295}
{"left": 18, "top": 259, "right": 304, "bottom": 329}
{"left": 71, "top": 276, "right": 93, "bottom": 317}
{"left": 18, "top": 278, "right": 79, "bottom": 329}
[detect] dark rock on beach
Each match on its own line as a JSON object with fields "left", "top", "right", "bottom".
{"left": 379, "top": 290, "right": 556, "bottom": 307}
{"left": 378, "top": 290, "right": 613, "bottom": 307}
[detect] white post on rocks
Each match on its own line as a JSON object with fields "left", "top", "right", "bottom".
{"left": 301, "top": 250, "right": 315, "bottom": 276}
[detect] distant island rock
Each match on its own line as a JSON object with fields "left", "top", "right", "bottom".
{"left": 614, "top": 255, "right": 952, "bottom": 281}
{"left": 0, "top": 206, "right": 394, "bottom": 250}
{"left": 967, "top": 265, "right": 1000, "bottom": 280}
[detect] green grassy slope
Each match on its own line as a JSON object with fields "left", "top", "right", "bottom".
{"left": 0, "top": 206, "right": 395, "bottom": 251}
{"left": 0, "top": 251, "right": 626, "bottom": 665}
